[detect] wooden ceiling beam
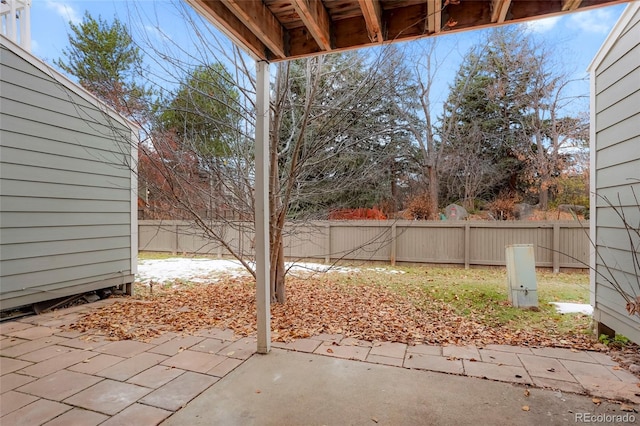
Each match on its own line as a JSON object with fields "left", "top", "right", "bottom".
{"left": 562, "top": 0, "right": 583, "bottom": 11}
{"left": 358, "top": 0, "right": 384, "bottom": 42}
{"left": 427, "top": 0, "right": 442, "bottom": 33}
{"left": 220, "top": 0, "right": 287, "bottom": 59}
{"left": 185, "top": 0, "right": 270, "bottom": 60}
{"left": 291, "top": 0, "right": 332, "bottom": 51}
{"left": 491, "top": 0, "right": 512, "bottom": 23}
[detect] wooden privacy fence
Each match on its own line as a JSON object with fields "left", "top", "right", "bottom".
{"left": 139, "top": 220, "right": 590, "bottom": 271}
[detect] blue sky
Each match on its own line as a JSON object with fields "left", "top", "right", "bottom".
{"left": 28, "top": 0, "right": 629, "bottom": 113}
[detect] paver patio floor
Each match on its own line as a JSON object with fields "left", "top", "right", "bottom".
{"left": 1, "top": 299, "right": 638, "bottom": 425}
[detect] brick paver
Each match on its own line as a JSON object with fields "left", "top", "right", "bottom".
{"left": 161, "top": 350, "right": 227, "bottom": 373}
{"left": 403, "top": 353, "right": 464, "bottom": 375}
{"left": 1, "top": 336, "right": 68, "bottom": 358}
{"left": 67, "top": 354, "right": 125, "bottom": 375}
{"left": 97, "top": 352, "right": 167, "bottom": 381}
{"left": 478, "top": 348, "right": 522, "bottom": 366}
{"left": 530, "top": 347, "right": 600, "bottom": 363}
{"left": 369, "top": 342, "right": 407, "bottom": 359}
{"left": 314, "top": 342, "right": 369, "bottom": 361}
{"left": 0, "top": 399, "right": 71, "bottom": 426}
{"left": 463, "top": 360, "right": 532, "bottom": 384}
{"left": 0, "top": 390, "right": 39, "bottom": 415}
{"left": 216, "top": 337, "right": 257, "bottom": 360}
{"left": 406, "top": 344, "right": 441, "bottom": 356}
{"left": 43, "top": 408, "right": 109, "bottom": 426}
{"left": 18, "top": 349, "right": 97, "bottom": 378}
{"left": 100, "top": 403, "right": 171, "bottom": 426}
{"left": 6, "top": 326, "right": 57, "bottom": 340}
{"left": 96, "top": 341, "right": 154, "bottom": 358}
{"left": 139, "top": 371, "right": 218, "bottom": 411}
{"left": 517, "top": 354, "right": 576, "bottom": 382}
{"left": 0, "top": 372, "right": 37, "bottom": 392}
{"left": 0, "top": 357, "right": 33, "bottom": 374}
{"left": 148, "top": 335, "right": 205, "bottom": 356}
{"left": 443, "top": 345, "right": 481, "bottom": 361}
{"left": 271, "top": 338, "right": 321, "bottom": 353}
{"left": 207, "top": 357, "right": 244, "bottom": 377}
{"left": 16, "top": 369, "right": 103, "bottom": 401}
{"left": 1, "top": 301, "right": 638, "bottom": 426}
{"left": 63, "top": 379, "right": 152, "bottom": 415}
{"left": 127, "top": 365, "right": 185, "bottom": 388}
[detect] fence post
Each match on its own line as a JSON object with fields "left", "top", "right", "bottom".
{"left": 464, "top": 223, "right": 470, "bottom": 269}
{"left": 390, "top": 223, "right": 397, "bottom": 266}
{"left": 553, "top": 223, "right": 560, "bottom": 273}
{"left": 324, "top": 223, "right": 331, "bottom": 264}
{"left": 172, "top": 223, "right": 178, "bottom": 254}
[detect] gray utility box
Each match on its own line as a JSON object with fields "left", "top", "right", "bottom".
{"left": 505, "top": 244, "right": 538, "bottom": 308}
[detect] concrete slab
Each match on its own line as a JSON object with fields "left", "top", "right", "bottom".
{"left": 161, "top": 349, "right": 629, "bottom": 426}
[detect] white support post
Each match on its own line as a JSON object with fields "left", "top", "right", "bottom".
{"left": 255, "top": 60, "right": 271, "bottom": 354}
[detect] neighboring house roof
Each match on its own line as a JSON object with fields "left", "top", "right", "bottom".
{"left": 0, "top": 34, "right": 141, "bottom": 134}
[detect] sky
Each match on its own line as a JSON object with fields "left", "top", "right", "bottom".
{"left": 25, "top": 0, "right": 630, "bottom": 113}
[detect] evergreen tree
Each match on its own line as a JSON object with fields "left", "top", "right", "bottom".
{"left": 56, "top": 12, "right": 147, "bottom": 116}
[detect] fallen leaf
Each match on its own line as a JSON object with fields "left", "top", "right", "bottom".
{"left": 592, "top": 398, "right": 601, "bottom": 405}
{"left": 522, "top": 406, "right": 530, "bottom": 411}
{"left": 524, "top": 389, "right": 530, "bottom": 397}
{"left": 226, "top": 351, "right": 235, "bottom": 356}
{"left": 371, "top": 417, "right": 379, "bottom": 423}
{"left": 255, "top": 389, "right": 261, "bottom": 394}
{"left": 621, "top": 404, "right": 634, "bottom": 412}
{"left": 613, "top": 366, "right": 621, "bottom": 370}
{"left": 327, "top": 348, "right": 334, "bottom": 354}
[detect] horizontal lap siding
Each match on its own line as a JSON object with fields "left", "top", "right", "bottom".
{"left": 593, "top": 6, "right": 640, "bottom": 342}
{"left": 0, "top": 43, "right": 134, "bottom": 309}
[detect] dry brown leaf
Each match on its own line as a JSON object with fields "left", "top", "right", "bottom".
{"left": 522, "top": 406, "right": 530, "bottom": 411}
{"left": 371, "top": 417, "right": 379, "bottom": 423}
{"left": 524, "top": 389, "right": 530, "bottom": 397}
{"left": 592, "top": 398, "right": 601, "bottom": 405}
{"left": 621, "top": 404, "right": 635, "bottom": 412}
{"left": 327, "top": 348, "right": 334, "bottom": 354}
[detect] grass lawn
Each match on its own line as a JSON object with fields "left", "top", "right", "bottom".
{"left": 328, "top": 265, "right": 591, "bottom": 339}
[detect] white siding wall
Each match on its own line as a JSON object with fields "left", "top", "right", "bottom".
{"left": 590, "top": 4, "right": 640, "bottom": 343}
{"left": 0, "top": 37, "right": 137, "bottom": 310}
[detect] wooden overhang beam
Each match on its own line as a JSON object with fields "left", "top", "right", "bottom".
{"left": 220, "top": 0, "right": 287, "bottom": 58}
{"left": 185, "top": 0, "right": 272, "bottom": 60}
{"left": 427, "top": 0, "right": 442, "bottom": 33}
{"left": 491, "top": 0, "right": 512, "bottom": 23}
{"left": 292, "top": 0, "right": 332, "bottom": 52}
{"left": 562, "top": 0, "right": 583, "bottom": 11}
{"left": 358, "top": 0, "right": 384, "bottom": 42}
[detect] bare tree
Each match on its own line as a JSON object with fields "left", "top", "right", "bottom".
{"left": 120, "top": 2, "right": 408, "bottom": 303}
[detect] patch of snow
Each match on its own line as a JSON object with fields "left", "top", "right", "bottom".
{"left": 136, "top": 258, "right": 248, "bottom": 284}
{"left": 550, "top": 302, "right": 593, "bottom": 315}
{"left": 136, "top": 257, "right": 405, "bottom": 284}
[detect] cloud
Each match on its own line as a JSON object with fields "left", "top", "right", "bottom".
{"left": 525, "top": 15, "right": 561, "bottom": 33}
{"left": 45, "top": 0, "right": 81, "bottom": 25}
{"left": 567, "top": 8, "right": 617, "bottom": 35}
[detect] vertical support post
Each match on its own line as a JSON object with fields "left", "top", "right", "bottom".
{"left": 464, "top": 223, "right": 470, "bottom": 269}
{"left": 390, "top": 223, "right": 397, "bottom": 266}
{"left": 255, "top": 60, "right": 271, "bottom": 354}
{"left": 553, "top": 223, "right": 560, "bottom": 273}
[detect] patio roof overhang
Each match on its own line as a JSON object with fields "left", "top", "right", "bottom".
{"left": 185, "top": 0, "right": 631, "bottom": 62}
{"left": 183, "top": 0, "right": 632, "bottom": 355}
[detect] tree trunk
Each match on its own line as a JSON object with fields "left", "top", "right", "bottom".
{"left": 427, "top": 164, "right": 439, "bottom": 219}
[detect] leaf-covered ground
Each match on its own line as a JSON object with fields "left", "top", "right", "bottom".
{"left": 67, "top": 273, "right": 601, "bottom": 350}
